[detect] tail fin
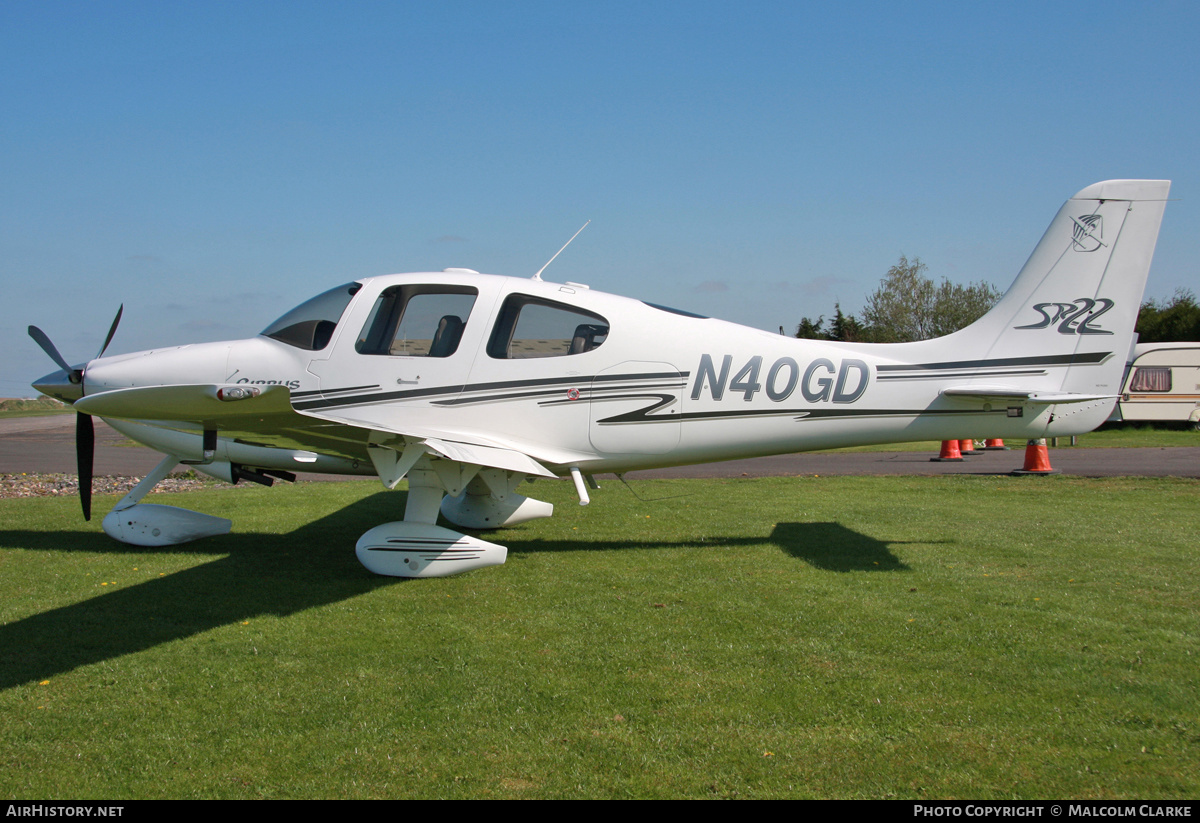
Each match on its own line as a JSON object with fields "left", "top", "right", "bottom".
{"left": 935, "top": 179, "right": 1169, "bottom": 409}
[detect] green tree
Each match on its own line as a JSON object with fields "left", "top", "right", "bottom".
{"left": 1136, "top": 289, "right": 1200, "bottom": 343}
{"left": 858, "top": 256, "right": 1000, "bottom": 342}
{"left": 827, "top": 302, "right": 864, "bottom": 342}
{"left": 794, "top": 315, "right": 825, "bottom": 339}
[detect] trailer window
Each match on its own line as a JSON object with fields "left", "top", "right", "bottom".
{"left": 1130, "top": 367, "right": 1172, "bottom": 392}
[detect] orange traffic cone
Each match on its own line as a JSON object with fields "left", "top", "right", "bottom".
{"left": 1011, "top": 439, "right": 1058, "bottom": 475}
{"left": 983, "top": 438, "right": 1008, "bottom": 450}
{"left": 960, "top": 438, "right": 981, "bottom": 456}
{"left": 931, "top": 440, "right": 964, "bottom": 462}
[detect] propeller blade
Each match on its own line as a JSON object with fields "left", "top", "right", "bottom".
{"left": 28, "top": 325, "right": 74, "bottom": 375}
{"left": 96, "top": 305, "right": 124, "bottom": 359}
{"left": 77, "top": 412, "right": 94, "bottom": 521}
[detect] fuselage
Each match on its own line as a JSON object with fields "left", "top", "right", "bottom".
{"left": 40, "top": 268, "right": 1121, "bottom": 477}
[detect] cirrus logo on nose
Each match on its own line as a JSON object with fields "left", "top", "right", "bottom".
{"left": 235, "top": 377, "right": 301, "bottom": 389}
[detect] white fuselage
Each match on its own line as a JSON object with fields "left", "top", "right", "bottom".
{"left": 82, "top": 270, "right": 1118, "bottom": 477}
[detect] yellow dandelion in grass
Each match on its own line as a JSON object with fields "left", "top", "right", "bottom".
{"left": 39, "top": 681, "right": 49, "bottom": 686}
{"left": 763, "top": 751, "right": 774, "bottom": 757}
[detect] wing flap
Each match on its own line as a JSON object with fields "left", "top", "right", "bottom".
{"left": 422, "top": 437, "right": 557, "bottom": 478}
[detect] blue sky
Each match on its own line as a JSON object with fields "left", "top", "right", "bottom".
{"left": 3, "top": 1, "right": 1197, "bottom": 395}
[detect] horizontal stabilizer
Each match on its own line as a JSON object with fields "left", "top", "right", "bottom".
{"left": 941, "top": 386, "right": 1117, "bottom": 404}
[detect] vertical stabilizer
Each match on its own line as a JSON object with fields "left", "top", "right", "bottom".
{"left": 935, "top": 179, "right": 1169, "bottom": 401}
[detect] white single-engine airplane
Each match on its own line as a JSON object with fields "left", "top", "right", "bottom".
{"left": 30, "top": 179, "right": 1170, "bottom": 577}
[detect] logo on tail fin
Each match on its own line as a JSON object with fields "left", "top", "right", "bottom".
{"left": 1015, "top": 298, "right": 1115, "bottom": 335}
{"left": 1070, "top": 214, "right": 1106, "bottom": 252}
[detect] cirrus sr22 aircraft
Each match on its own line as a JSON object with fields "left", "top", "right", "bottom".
{"left": 30, "top": 179, "right": 1170, "bottom": 577}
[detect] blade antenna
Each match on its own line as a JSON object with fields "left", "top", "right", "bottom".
{"left": 532, "top": 220, "right": 590, "bottom": 281}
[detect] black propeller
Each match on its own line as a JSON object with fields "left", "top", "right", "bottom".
{"left": 77, "top": 412, "right": 94, "bottom": 520}
{"left": 27, "top": 325, "right": 80, "bottom": 381}
{"left": 27, "top": 305, "right": 123, "bottom": 521}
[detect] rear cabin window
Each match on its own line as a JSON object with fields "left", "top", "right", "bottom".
{"left": 1130, "top": 366, "right": 1172, "bottom": 392}
{"left": 356, "top": 285, "right": 478, "bottom": 357}
{"left": 487, "top": 294, "right": 609, "bottom": 359}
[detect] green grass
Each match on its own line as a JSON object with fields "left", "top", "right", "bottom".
{"left": 0, "top": 397, "right": 71, "bottom": 418}
{"left": 1, "top": 476, "right": 1197, "bottom": 799}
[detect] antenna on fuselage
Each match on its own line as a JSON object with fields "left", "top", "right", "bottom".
{"left": 532, "top": 220, "right": 590, "bottom": 281}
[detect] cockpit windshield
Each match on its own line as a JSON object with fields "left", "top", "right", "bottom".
{"left": 262, "top": 282, "right": 361, "bottom": 350}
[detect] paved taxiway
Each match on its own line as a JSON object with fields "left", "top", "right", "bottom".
{"left": 2, "top": 415, "right": 1196, "bottom": 479}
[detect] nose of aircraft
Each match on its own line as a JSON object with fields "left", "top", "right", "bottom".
{"left": 33, "top": 366, "right": 85, "bottom": 403}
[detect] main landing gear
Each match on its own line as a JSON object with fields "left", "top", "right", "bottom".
{"left": 355, "top": 449, "right": 553, "bottom": 578}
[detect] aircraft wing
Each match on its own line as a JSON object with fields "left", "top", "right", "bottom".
{"left": 295, "top": 405, "right": 589, "bottom": 476}
{"left": 73, "top": 384, "right": 571, "bottom": 478}
{"left": 75, "top": 384, "right": 583, "bottom": 477}
{"left": 940, "top": 387, "right": 1118, "bottom": 404}
{"left": 73, "top": 383, "right": 299, "bottom": 427}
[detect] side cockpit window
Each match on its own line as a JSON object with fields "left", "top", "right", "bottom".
{"left": 356, "top": 285, "right": 478, "bottom": 357}
{"left": 487, "top": 294, "right": 609, "bottom": 359}
{"left": 262, "top": 282, "right": 361, "bottom": 351}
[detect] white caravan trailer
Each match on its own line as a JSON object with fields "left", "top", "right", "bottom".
{"left": 1110, "top": 343, "right": 1200, "bottom": 429}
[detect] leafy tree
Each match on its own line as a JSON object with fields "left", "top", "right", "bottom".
{"left": 929, "top": 278, "right": 1003, "bottom": 338}
{"left": 1136, "top": 289, "right": 1200, "bottom": 343}
{"left": 858, "top": 256, "right": 1000, "bottom": 342}
{"left": 795, "top": 303, "right": 865, "bottom": 341}
{"left": 827, "top": 301, "right": 865, "bottom": 342}
{"left": 795, "top": 315, "right": 825, "bottom": 339}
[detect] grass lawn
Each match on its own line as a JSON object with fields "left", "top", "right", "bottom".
{"left": 0, "top": 397, "right": 71, "bottom": 418}
{"left": 1, "top": 475, "right": 1196, "bottom": 799}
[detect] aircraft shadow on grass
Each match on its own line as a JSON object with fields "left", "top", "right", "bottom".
{"left": 0, "top": 492, "right": 908, "bottom": 690}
